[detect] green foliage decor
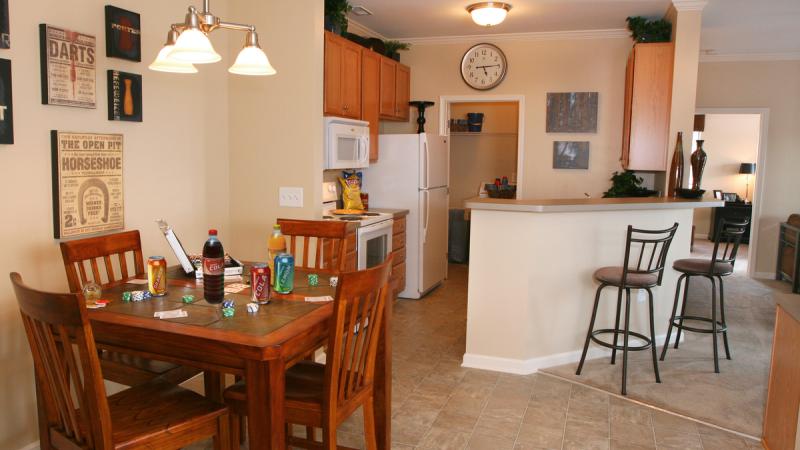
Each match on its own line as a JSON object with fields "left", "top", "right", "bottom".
{"left": 383, "top": 40, "right": 411, "bottom": 60}
{"left": 603, "top": 171, "right": 658, "bottom": 198}
{"left": 325, "top": 0, "right": 352, "bottom": 35}
{"left": 626, "top": 16, "right": 672, "bottom": 43}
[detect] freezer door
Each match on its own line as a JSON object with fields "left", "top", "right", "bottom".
{"left": 419, "top": 187, "right": 449, "bottom": 293}
{"left": 419, "top": 134, "right": 449, "bottom": 189}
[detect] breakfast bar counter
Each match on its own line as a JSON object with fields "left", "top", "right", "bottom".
{"left": 461, "top": 196, "right": 722, "bottom": 374}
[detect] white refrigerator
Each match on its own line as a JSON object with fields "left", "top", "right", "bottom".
{"left": 363, "top": 133, "right": 449, "bottom": 299}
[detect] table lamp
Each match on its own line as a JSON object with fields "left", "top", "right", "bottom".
{"left": 739, "top": 163, "right": 756, "bottom": 203}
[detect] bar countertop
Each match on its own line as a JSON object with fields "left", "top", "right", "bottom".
{"left": 464, "top": 196, "right": 724, "bottom": 213}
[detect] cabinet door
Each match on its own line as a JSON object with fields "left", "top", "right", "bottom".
{"left": 361, "top": 49, "right": 381, "bottom": 161}
{"left": 396, "top": 64, "right": 410, "bottom": 121}
{"left": 324, "top": 32, "right": 343, "bottom": 117}
{"left": 340, "top": 40, "right": 362, "bottom": 119}
{"left": 620, "top": 51, "right": 635, "bottom": 169}
{"left": 379, "top": 57, "right": 397, "bottom": 118}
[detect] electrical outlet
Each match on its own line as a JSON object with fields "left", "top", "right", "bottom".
{"left": 637, "top": 290, "right": 647, "bottom": 303}
{"left": 279, "top": 187, "right": 304, "bottom": 208}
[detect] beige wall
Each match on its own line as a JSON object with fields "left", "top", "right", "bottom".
{"left": 0, "top": 0, "right": 232, "bottom": 447}
{"left": 226, "top": 1, "right": 324, "bottom": 262}
{"left": 449, "top": 101, "right": 518, "bottom": 207}
{"left": 692, "top": 114, "right": 760, "bottom": 235}
{"left": 696, "top": 60, "right": 800, "bottom": 274}
{"left": 382, "top": 37, "right": 633, "bottom": 200}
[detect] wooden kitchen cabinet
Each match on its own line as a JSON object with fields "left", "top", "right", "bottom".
{"left": 379, "top": 56, "right": 411, "bottom": 121}
{"left": 324, "top": 31, "right": 361, "bottom": 119}
{"left": 361, "top": 49, "right": 381, "bottom": 161}
{"left": 391, "top": 216, "right": 407, "bottom": 297}
{"left": 621, "top": 42, "right": 674, "bottom": 171}
{"left": 763, "top": 303, "right": 800, "bottom": 450}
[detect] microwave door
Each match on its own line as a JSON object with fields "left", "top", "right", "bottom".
{"left": 335, "top": 134, "right": 359, "bottom": 168}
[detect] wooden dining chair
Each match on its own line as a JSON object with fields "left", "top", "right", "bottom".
{"left": 59, "top": 230, "right": 201, "bottom": 386}
{"left": 277, "top": 219, "right": 351, "bottom": 272}
{"left": 10, "top": 272, "right": 230, "bottom": 450}
{"left": 223, "top": 256, "right": 393, "bottom": 450}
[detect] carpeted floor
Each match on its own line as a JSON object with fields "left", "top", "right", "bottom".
{"left": 542, "top": 240, "right": 790, "bottom": 438}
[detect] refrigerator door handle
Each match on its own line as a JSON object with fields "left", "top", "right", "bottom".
{"left": 423, "top": 190, "right": 430, "bottom": 244}
{"left": 422, "top": 140, "right": 429, "bottom": 189}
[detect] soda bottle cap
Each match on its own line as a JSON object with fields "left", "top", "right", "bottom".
{"left": 208, "top": 229, "right": 218, "bottom": 236}
{"left": 273, "top": 224, "right": 281, "bottom": 230}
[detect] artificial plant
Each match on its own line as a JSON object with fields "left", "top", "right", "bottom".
{"left": 602, "top": 171, "right": 658, "bottom": 198}
{"left": 325, "top": 0, "right": 352, "bottom": 35}
{"left": 626, "top": 16, "right": 672, "bottom": 43}
{"left": 383, "top": 40, "right": 411, "bottom": 60}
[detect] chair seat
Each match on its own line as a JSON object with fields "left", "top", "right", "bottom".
{"left": 224, "top": 360, "right": 325, "bottom": 412}
{"left": 673, "top": 258, "right": 733, "bottom": 275}
{"left": 99, "top": 349, "right": 201, "bottom": 386}
{"left": 594, "top": 266, "right": 658, "bottom": 288}
{"left": 106, "top": 379, "right": 227, "bottom": 448}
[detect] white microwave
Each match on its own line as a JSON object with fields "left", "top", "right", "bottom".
{"left": 324, "top": 116, "right": 370, "bottom": 169}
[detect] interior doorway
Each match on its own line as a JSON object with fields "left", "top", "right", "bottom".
{"left": 693, "top": 108, "right": 769, "bottom": 278}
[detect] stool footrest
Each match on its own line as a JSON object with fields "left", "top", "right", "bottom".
{"left": 589, "top": 329, "right": 652, "bottom": 352}
{"left": 671, "top": 316, "right": 727, "bottom": 334}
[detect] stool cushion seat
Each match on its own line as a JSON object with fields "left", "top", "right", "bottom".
{"left": 594, "top": 266, "right": 658, "bottom": 287}
{"left": 673, "top": 258, "right": 733, "bottom": 275}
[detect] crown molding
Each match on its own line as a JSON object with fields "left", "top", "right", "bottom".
{"left": 346, "top": 19, "right": 387, "bottom": 40}
{"left": 671, "top": 0, "right": 708, "bottom": 11}
{"left": 700, "top": 51, "right": 800, "bottom": 62}
{"left": 397, "top": 28, "right": 630, "bottom": 46}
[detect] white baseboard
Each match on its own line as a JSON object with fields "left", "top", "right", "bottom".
{"left": 462, "top": 333, "right": 681, "bottom": 375}
{"left": 753, "top": 272, "right": 775, "bottom": 280}
{"left": 18, "top": 441, "right": 39, "bottom": 450}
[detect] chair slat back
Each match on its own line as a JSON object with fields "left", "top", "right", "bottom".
{"left": 277, "top": 219, "right": 350, "bottom": 273}
{"left": 10, "top": 273, "right": 113, "bottom": 450}
{"left": 325, "top": 256, "right": 392, "bottom": 413}
{"left": 60, "top": 230, "right": 145, "bottom": 292}
{"left": 711, "top": 217, "right": 749, "bottom": 270}
{"left": 622, "top": 223, "right": 679, "bottom": 286}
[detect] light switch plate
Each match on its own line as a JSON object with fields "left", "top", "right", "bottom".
{"left": 279, "top": 187, "right": 304, "bottom": 208}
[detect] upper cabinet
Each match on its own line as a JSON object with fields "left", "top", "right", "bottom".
{"left": 621, "top": 42, "right": 674, "bottom": 171}
{"left": 324, "top": 32, "right": 362, "bottom": 119}
{"left": 361, "top": 49, "right": 381, "bottom": 162}
{"left": 379, "top": 56, "right": 411, "bottom": 121}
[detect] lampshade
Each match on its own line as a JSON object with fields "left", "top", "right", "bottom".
{"left": 229, "top": 46, "right": 277, "bottom": 76}
{"left": 467, "top": 2, "right": 512, "bottom": 27}
{"left": 168, "top": 28, "right": 221, "bottom": 64}
{"left": 739, "top": 163, "right": 756, "bottom": 175}
{"left": 149, "top": 45, "right": 198, "bottom": 73}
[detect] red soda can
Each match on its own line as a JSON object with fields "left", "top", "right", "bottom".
{"left": 147, "top": 256, "right": 167, "bottom": 296}
{"left": 251, "top": 263, "right": 270, "bottom": 304}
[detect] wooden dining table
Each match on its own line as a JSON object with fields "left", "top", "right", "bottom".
{"left": 86, "top": 265, "right": 391, "bottom": 450}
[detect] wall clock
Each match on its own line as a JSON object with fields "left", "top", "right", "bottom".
{"left": 460, "top": 43, "right": 507, "bottom": 90}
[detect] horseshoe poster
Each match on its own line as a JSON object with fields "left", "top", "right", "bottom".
{"left": 51, "top": 131, "right": 124, "bottom": 238}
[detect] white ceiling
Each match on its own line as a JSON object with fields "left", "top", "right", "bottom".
{"left": 348, "top": 0, "right": 800, "bottom": 57}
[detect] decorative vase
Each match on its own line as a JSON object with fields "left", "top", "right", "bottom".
{"left": 409, "top": 101, "right": 435, "bottom": 134}
{"left": 123, "top": 79, "right": 134, "bottom": 116}
{"left": 667, "top": 132, "right": 685, "bottom": 197}
{"left": 690, "top": 139, "right": 707, "bottom": 191}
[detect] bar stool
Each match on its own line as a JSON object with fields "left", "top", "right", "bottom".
{"left": 576, "top": 223, "right": 679, "bottom": 395}
{"left": 660, "top": 218, "right": 749, "bottom": 373}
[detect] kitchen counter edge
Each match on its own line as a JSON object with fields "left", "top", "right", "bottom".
{"left": 369, "top": 208, "right": 409, "bottom": 219}
{"left": 464, "top": 197, "right": 724, "bottom": 213}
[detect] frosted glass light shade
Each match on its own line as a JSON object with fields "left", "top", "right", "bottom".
{"left": 468, "top": 3, "right": 511, "bottom": 26}
{"left": 228, "top": 46, "right": 277, "bottom": 76}
{"left": 169, "top": 28, "right": 221, "bottom": 64}
{"left": 149, "top": 45, "right": 198, "bottom": 73}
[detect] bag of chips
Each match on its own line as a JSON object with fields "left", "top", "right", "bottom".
{"left": 338, "top": 171, "right": 365, "bottom": 211}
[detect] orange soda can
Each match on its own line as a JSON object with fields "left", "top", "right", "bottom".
{"left": 147, "top": 256, "right": 167, "bottom": 296}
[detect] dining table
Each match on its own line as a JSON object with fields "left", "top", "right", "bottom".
{"left": 84, "top": 265, "right": 392, "bottom": 450}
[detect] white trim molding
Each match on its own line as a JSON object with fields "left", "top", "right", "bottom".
{"left": 400, "top": 28, "right": 629, "bottom": 46}
{"left": 17, "top": 441, "right": 39, "bottom": 450}
{"left": 700, "top": 51, "right": 800, "bottom": 63}
{"left": 671, "top": 0, "right": 708, "bottom": 11}
{"left": 346, "top": 19, "right": 387, "bottom": 40}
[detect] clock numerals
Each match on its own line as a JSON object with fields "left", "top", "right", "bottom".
{"left": 461, "top": 44, "right": 506, "bottom": 90}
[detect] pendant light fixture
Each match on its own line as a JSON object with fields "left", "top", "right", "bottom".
{"left": 467, "top": 2, "right": 513, "bottom": 27}
{"left": 150, "top": 0, "right": 276, "bottom": 76}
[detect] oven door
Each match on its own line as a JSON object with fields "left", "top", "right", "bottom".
{"left": 357, "top": 220, "right": 393, "bottom": 270}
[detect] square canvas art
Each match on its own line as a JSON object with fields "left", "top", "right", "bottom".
{"left": 553, "top": 141, "right": 590, "bottom": 169}
{"left": 0, "top": 0, "right": 9, "bottom": 49}
{"left": 39, "top": 24, "right": 97, "bottom": 108}
{"left": 0, "top": 58, "right": 12, "bottom": 144}
{"left": 107, "top": 70, "right": 142, "bottom": 122}
{"left": 546, "top": 92, "right": 598, "bottom": 133}
{"left": 105, "top": 6, "right": 141, "bottom": 61}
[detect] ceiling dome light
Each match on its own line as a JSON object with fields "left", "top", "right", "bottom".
{"left": 149, "top": 29, "right": 198, "bottom": 73}
{"left": 229, "top": 30, "right": 277, "bottom": 76}
{"left": 169, "top": 28, "right": 221, "bottom": 64}
{"left": 467, "top": 2, "right": 512, "bottom": 27}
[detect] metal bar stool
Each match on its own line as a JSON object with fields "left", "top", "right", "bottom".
{"left": 660, "top": 217, "right": 749, "bottom": 373}
{"left": 576, "top": 223, "right": 679, "bottom": 395}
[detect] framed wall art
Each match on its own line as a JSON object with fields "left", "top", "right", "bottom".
{"left": 39, "top": 24, "right": 96, "bottom": 108}
{"left": 0, "top": 58, "right": 12, "bottom": 144}
{"left": 107, "top": 70, "right": 142, "bottom": 122}
{"left": 0, "top": 0, "right": 9, "bottom": 49}
{"left": 546, "top": 92, "right": 598, "bottom": 133}
{"left": 553, "top": 141, "right": 590, "bottom": 169}
{"left": 105, "top": 6, "right": 141, "bottom": 61}
{"left": 51, "top": 131, "right": 124, "bottom": 238}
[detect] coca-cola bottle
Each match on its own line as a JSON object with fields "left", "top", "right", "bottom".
{"left": 202, "top": 229, "right": 224, "bottom": 304}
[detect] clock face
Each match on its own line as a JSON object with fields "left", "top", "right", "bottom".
{"left": 460, "top": 43, "right": 507, "bottom": 90}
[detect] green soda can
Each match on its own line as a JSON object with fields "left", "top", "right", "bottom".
{"left": 274, "top": 253, "right": 295, "bottom": 294}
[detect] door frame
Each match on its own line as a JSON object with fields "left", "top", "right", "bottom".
{"left": 438, "top": 95, "right": 526, "bottom": 199}
{"left": 695, "top": 107, "right": 770, "bottom": 279}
